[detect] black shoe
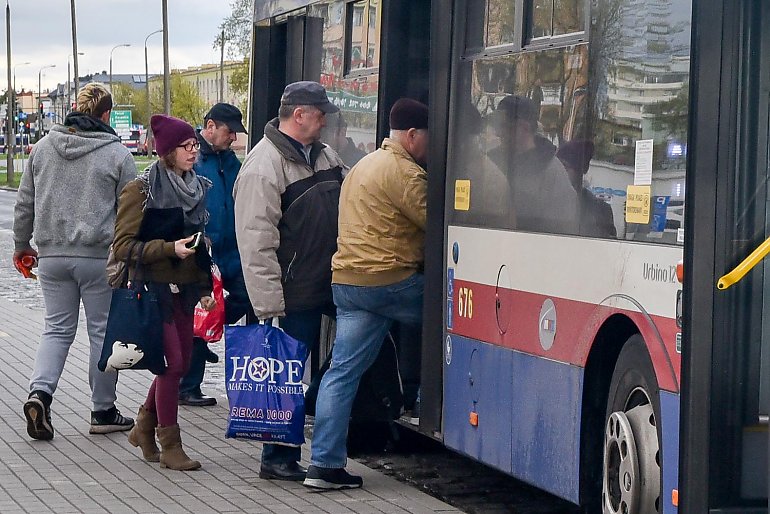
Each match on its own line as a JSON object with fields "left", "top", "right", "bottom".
{"left": 303, "top": 465, "right": 363, "bottom": 490}
{"left": 259, "top": 462, "right": 307, "bottom": 481}
{"left": 178, "top": 392, "right": 217, "bottom": 407}
{"left": 89, "top": 407, "right": 134, "bottom": 434}
{"left": 24, "top": 391, "right": 54, "bottom": 441}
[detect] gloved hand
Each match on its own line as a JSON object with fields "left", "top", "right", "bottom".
{"left": 12, "top": 248, "right": 38, "bottom": 280}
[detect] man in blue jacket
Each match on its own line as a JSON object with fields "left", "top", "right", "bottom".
{"left": 179, "top": 103, "right": 251, "bottom": 406}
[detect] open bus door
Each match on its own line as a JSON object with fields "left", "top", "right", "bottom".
{"left": 682, "top": 0, "right": 770, "bottom": 511}
{"left": 249, "top": 0, "right": 439, "bottom": 435}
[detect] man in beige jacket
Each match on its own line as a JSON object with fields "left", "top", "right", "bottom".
{"left": 304, "top": 98, "right": 428, "bottom": 491}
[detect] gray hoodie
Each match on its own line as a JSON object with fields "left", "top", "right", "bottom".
{"left": 13, "top": 117, "right": 137, "bottom": 259}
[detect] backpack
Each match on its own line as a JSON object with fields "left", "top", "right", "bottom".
{"left": 305, "top": 332, "right": 404, "bottom": 422}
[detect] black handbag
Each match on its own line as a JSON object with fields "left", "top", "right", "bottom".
{"left": 98, "top": 242, "right": 166, "bottom": 375}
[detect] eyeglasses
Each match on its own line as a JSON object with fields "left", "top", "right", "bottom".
{"left": 177, "top": 141, "right": 200, "bottom": 152}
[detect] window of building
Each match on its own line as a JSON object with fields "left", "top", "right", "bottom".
{"left": 345, "top": 0, "right": 380, "bottom": 74}
{"left": 527, "top": 0, "right": 585, "bottom": 41}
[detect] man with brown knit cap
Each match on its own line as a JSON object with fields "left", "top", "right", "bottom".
{"left": 304, "top": 98, "right": 428, "bottom": 490}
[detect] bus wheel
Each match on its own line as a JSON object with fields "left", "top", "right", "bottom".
{"left": 602, "top": 335, "right": 661, "bottom": 514}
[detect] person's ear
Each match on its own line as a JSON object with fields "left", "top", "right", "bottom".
{"left": 293, "top": 107, "right": 304, "bottom": 123}
{"left": 101, "top": 110, "right": 111, "bottom": 124}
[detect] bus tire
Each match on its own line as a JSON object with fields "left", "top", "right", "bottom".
{"left": 602, "top": 334, "right": 661, "bottom": 514}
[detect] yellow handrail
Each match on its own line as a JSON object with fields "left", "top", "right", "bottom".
{"left": 717, "top": 236, "right": 770, "bottom": 290}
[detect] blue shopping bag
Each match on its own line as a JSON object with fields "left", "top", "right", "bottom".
{"left": 224, "top": 322, "right": 308, "bottom": 445}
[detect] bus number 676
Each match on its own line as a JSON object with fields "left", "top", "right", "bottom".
{"left": 457, "top": 287, "right": 473, "bottom": 319}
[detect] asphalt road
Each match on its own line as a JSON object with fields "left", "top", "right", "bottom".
{"left": 0, "top": 189, "right": 580, "bottom": 514}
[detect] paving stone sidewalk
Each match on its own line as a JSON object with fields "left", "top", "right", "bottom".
{"left": 0, "top": 297, "right": 459, "bottom": 514}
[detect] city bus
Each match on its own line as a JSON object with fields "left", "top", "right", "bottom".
{"left": 246, "top": 1, "right": 767, "bottom": 513}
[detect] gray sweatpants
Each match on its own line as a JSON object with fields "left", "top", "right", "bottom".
{"left": 29, "top": 256, "right": 118, "bottom": 412}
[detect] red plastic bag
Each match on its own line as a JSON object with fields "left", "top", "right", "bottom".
{"left": 194, "top": 265, "right": 225, "bottom": 342}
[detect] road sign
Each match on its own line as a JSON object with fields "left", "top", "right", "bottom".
{"left": 109, "top": 110, "right": 132, "bottom": 130}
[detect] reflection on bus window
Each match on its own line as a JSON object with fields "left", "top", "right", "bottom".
{"left": 450, "top": 0, "right": 690, "bottom": 245}
{"left": 311, "top": 1, "right": 379, "bottom": 161}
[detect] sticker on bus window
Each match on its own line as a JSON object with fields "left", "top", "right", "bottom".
{"left": 454, "top": 180, "right": 471, "bottom": 211}
{"left": 634, "top": 139, "right": 653, "bottom": 185}
{"left": 626, "top": 185, "right": 651, "bottom": 224}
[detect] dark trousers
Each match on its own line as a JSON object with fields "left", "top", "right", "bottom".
{"left": 260, "top": 304, "right": 335, "bottom": 466}
{"left": 179, "top": 273, "right": 253, "bottom": 396}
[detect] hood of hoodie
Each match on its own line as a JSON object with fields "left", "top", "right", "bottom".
{"left": 47, "top": 112, "right": 121, "bottom": 161}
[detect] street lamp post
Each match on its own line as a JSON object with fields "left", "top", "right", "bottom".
{"left": 5, "top": 0, "right": 12, "bottom": 185}
{"left": 67, "top": 52, "right": 84, "bottom": 115}
{"left": 70, "top": 0, "right": 80, "bottom": 98}
{"left": 162, "top": 0, "right": 170, "bottom": 114}
{"left": 37, "top": 64, "right": 56, "bottom": 141}
{"left": 145, "top": 29, "right": 162, "bottom": 154}
{"left": 109, "top": 43, "right": 131, "bottom": 94}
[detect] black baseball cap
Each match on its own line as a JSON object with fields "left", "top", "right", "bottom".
{"left": 280, "top": 81, "right": 339, "bottom": 114}
{"left": 204, "top": 103, "right": 247, "bottom": 133}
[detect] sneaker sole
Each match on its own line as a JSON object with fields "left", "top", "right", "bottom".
{"left": 89, "top": 423, "right": 134, "bottom": 435}
{"left": 303, "top": 478, "right": 362, "bottom": 490}
{"left": 23, "top": 399, "right": 53, "bottom": 441}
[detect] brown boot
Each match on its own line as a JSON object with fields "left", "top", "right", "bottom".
{"left": 157, "top": 425, "right": 201, "bottom": 471}
{"left": 127, "top": 406, "right": 160, "bottom": 462}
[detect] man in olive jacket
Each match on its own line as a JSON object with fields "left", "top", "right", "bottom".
{"left": 304, "top": 98, "right": 428, "bottom": 490}
{"left": 233, "top": 81, "right": 344, "bottom": 482}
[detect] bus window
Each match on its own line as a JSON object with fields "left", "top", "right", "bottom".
{"left": 310, "top": 0, "right": 379, "bottom": 163}
{"left": 450, "top": 0, "right": 689, "bottom": 244}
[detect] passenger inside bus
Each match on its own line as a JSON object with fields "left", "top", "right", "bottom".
{"left": 321, "top": 112, "right": 367, "bottom": 168}
{"left": 487, "top": 95, "right": 579, "bottom": 235}
{"left": 556, "top": 139, "right": 617, "bottom": 238}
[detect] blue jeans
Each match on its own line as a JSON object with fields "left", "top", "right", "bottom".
{"left": 180, "top": 272, "right": 253, "bottom": 396}
{"left": 260, "top": 304, "right": 335, "bottom": 466}
{"left": 310, "top": 273, "right": 424, "bottom": 469}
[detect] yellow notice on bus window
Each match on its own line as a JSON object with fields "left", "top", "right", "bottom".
{"left": 626, "top": 185, "right": 651, "bottom": 224}
{"left": 455, "top": 180, "right": 471, "bottom": 211}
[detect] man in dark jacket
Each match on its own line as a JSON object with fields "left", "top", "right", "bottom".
{"left": 178, "top": 103, "right": 251, "bottom": 407}
{"left": 234, "top": 81, "right": 344, "bottom": 482}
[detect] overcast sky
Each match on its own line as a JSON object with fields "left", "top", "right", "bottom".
{"left": 2, "top": 0, "right": 240, "bottom": 93}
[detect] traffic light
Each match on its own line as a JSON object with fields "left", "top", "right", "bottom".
{"left": 38, "top": 103, "right": 43, "bottom": 115}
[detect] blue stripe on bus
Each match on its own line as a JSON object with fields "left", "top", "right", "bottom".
{"left": 443, "top": 334, "right": 582, "bottom": 504}
{"left": 660, "top": 390, "right": 680, "bottom": 514}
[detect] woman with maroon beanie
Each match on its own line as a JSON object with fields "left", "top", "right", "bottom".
{"left": 113, "top": 114, "right": 216, "bottom": 470}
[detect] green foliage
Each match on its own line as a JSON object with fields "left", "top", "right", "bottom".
{"left": 146, "top": 74, "right": 207, "bottom": 126}
{"left": 215, "top": 0, "right": 253, "bottom": 59}
{"left": 229, "top": 58, "right": 250, "bottom": 96}
{"left": 170, "top": 74, "right": 207, "bottom": 125}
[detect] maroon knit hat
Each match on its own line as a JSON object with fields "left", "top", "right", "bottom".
{"left": 151, "top": 114, "right": 196, "bottom": 157}
{"left": 389, "top": 98, "right": 429, "bottom": 130}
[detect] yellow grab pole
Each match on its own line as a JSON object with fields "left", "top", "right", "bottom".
{"left": 718, "top": 236, "right": 770, "bottom": 290}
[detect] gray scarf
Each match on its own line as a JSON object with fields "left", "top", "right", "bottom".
{"left": 141, "top": 161, "right": 211, "bottom": 230}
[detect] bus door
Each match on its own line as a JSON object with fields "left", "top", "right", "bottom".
{"left": 682, "top": 0, "right": 770, "bottom": 511}
{"left": 249, "top": 7, "right": 324, "bottom": 142}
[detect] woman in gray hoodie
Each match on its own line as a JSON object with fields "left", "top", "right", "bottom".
{"left": 13, "top": 82, "right": 137, "bottom": 440}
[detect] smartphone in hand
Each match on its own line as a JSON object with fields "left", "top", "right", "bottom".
{"left": 185, "top": 232, "right": 203, "bottom": 250}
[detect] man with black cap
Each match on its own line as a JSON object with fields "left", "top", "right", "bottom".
{"left": 233, "top": 81, "right": 345, "bottom": 482}
{"left": 303, "top": 98, "right": 429, "bottom": 490}
{"left": 178, "top": 103, "right": 251, "bottom": 407}
{"left": 489, "top": 94, "right": 578, "bottom": 235}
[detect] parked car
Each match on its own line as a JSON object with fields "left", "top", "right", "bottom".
{"left": 137, "top": 132, "right": 156, "bottom": 156}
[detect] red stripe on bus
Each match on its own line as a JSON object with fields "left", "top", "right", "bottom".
{"left": 449, "top": 280, "right": 681, "bottom": 392}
